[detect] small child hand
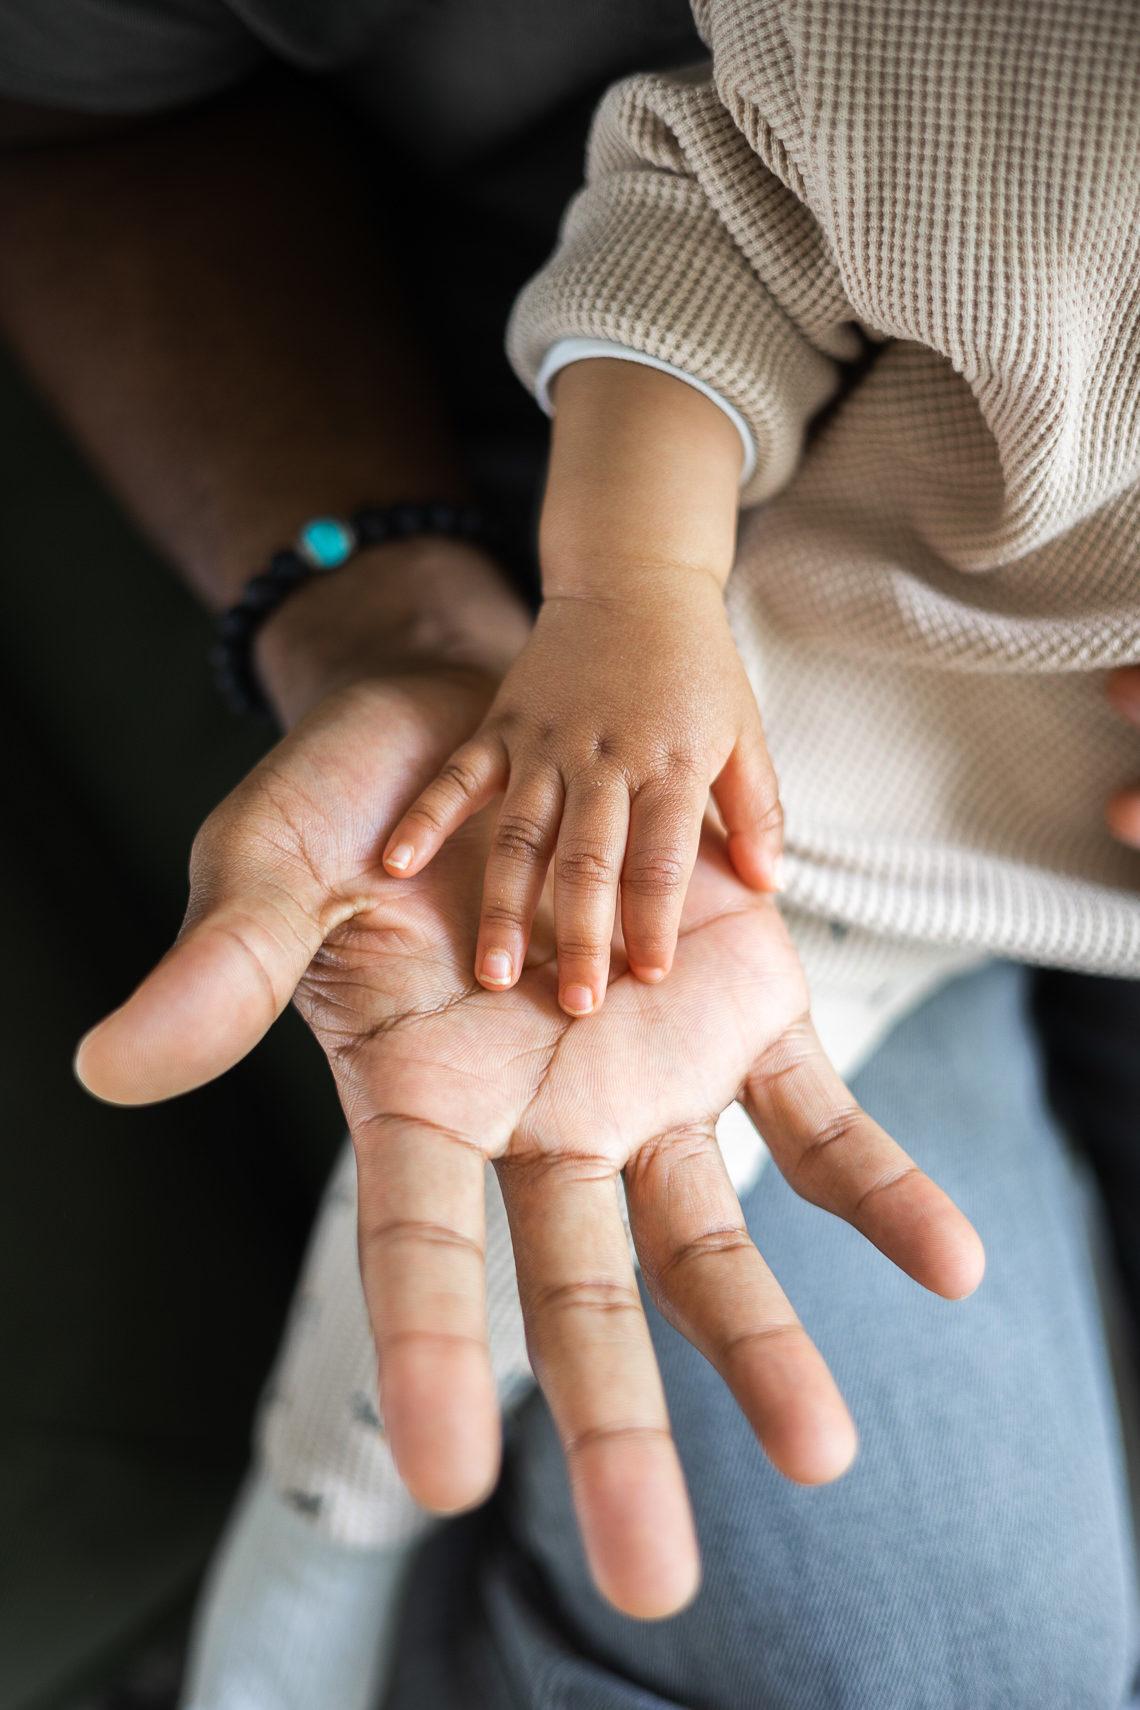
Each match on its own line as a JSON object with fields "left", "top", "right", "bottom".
{"left": 382, "top": 572, "right": 782, "bottom": 1016}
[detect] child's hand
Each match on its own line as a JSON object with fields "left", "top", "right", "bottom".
{"left": 382, "top": 569, "right": 782, "bottom": 1015}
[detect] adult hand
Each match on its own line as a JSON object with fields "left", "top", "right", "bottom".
{"left": 1107, "top": 667, "right": 1140, "bottom": 849}
{"left": 76, "top": 583, "right": 984, "bottom": 1621}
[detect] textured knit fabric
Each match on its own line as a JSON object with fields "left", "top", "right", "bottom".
{"left": 509, "top": 0, "right": 1140, "bottom": 981}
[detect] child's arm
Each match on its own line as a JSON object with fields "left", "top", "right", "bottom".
{"left": 382, "top": 357, "right": 782, "bottom": 1015}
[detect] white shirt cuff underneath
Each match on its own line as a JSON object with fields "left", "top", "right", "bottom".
{"left": 534, "top": 337, "right": 757, "bottom": 486}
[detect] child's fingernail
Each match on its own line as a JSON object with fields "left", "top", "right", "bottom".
{"left": 561, "top": 984, "right": 594, "bottom": 1016}
{"left": 385, "top": 843, "right": 414, "bottom": 873}
{"left": 634, "top": 965, "right": 667, "bottom": 983}
{"left": 479, "top": 949, "right": 513, "bottom": 986}
{"left": 771, "top": 854, "right": 787, "bottom": 892}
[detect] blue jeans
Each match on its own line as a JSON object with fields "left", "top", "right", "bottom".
{"left": 384, "top": 962, "right": 1140, "bottom": 1709}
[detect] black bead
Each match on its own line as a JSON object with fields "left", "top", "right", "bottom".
{"left": 269, "top": 549, "right": 306, "bottom": 583}
{"left": 217, "top": 609, "right": 252, "bottom": 641}
{"left": 240, "top": 574, "right": 280, "bottom": 611}
{"left": 353, "top": 508, "right": 391, "bottom": 545}
{"left": 389, "top": 504, "right": 424, "bottom": 537}
{"left": 426, "top": 501, "right": 456, "bottom": 532}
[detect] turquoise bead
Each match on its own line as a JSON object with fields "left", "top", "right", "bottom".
{"left": 297, "top": 516, "right": 355, "bottom": 569}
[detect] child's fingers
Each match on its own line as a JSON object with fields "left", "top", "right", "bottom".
{"left": 554, "top": 776, "right": 630, "bottom": 1016}
{"left": 620, "top": 777, "right": 707, "bottom": 982}
{"left": 475, "top": 774, "right": 564, "bottom": 990}
{"left": 711, "top": 719, "right": 783, "bottom": 892}
{"left": 383, "top": 736, "right": 507, "bottom": 876}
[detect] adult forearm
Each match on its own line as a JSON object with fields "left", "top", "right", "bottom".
{"left": 0, "top": 83, "right": 532, "bottom": 724}
{"left": 0, "top": 83, "right": 469, "bottom": 609}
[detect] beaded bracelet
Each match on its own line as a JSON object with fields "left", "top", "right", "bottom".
{"left": 211, "top": 500, "right": 507, "bottom": 716}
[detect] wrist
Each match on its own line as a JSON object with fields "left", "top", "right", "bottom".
{"left": 254, "top": 537, "right": 532, "bottom": 727}
{"left": 539, "top": 360, "right": 742, "bottom": 597}
{"left": 541, "top": 552, "right": 729, "bottom": 605}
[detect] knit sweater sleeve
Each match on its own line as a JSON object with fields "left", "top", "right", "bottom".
{"left": 506, "top": 63, "right": 863, "bottom": 505}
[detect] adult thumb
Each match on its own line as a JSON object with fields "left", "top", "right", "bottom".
{"left": 75, "top": 818, "right": 329, "bottom": 1105}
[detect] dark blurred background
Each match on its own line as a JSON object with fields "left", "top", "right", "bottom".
{"left": 0, "top": 345, "right": 345, "bottom": 1708}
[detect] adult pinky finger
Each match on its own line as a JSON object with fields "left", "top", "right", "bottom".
{"left": 383, "top": 736, "right": 507, "bottom": 876}
{"left": 744, "top": 1017, "right": 986, "bottom": 1302}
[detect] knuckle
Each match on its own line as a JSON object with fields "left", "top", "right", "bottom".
{"left": 566, "top": 738, "right": 636, "bottom": 788}
{"left": 564, "top": 1422, "right": 673, "bottom": 1457}
{"left": 789, "top": 1105, "right": 867, "bottom": 1200}
{"left": 663, "top": 746, "right": 704, "bottom": 782}
{"left": 853, "top": 1163, "right": 921, "bottom": 1217}
{"left": 623, "top": 848, "right": 686, "bottom": 898}
{"left": 556, "top": 933, "right": 610, "bottom": 962}
{"left": 556, "top": 845, "right": 618, "bottom": 889}
{"left": 481, "top": 899, "right": 526, "bottom": 931}
{"left": 589, "top": 732, "right": 633, "bottom": 774}
{"left": 531, "top": 1277, "right": 641, "bottom": 1321}
{"left": 802, "top": 1104, "right": 865, "bottom": 1159}
{"left": 405, "top": 796, "right": 447, "bottom": 835}
{"left": 719, "top": 1321, "right": 805, "bottom": 1363}
{"left": 634, "top": 761, "right": 703, "bottom": 816}
{"left": 359, "top": 1216, "right": 483, "bottom": 1261}
{"left": 647, "top": 1224, "right": 753, "bottom": 1292}
{"left": 494, "top": 812, "right": 549, "bottom": 864}
{"left": 436, "top": 757, "right": 483, "bottom": 800}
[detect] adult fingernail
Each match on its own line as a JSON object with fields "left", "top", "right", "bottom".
{"left": 385, "top": 843, "right": 414, "bottom": 873}
{"left": 562, "top": 984, "right": 594, "bottom": 1016}
{"left": 480, "top": 949, "right": 513, "bottom": 986}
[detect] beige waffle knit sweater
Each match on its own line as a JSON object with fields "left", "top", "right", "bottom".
{"left": 509, "top": 0, "right": 1140, "bottom": 980}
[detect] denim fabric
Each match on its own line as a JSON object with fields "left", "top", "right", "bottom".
{"left": 385, "top": 961, "right": 1140, "bottom": 1709}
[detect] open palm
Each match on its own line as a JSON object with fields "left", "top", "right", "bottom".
{"left": 77, "top": 673, "right": 983, "bottom": 1617}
